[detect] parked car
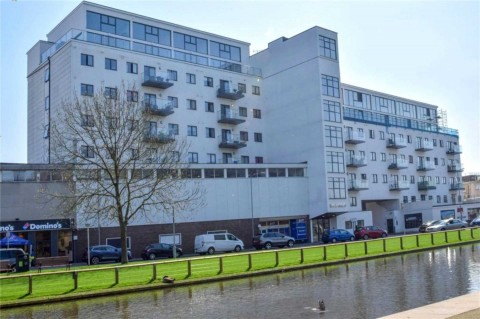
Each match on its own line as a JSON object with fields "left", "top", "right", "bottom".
{"left": 141, "top": 243, "right": 183, "bottom": 260}
{"left": 252, "top": 232, "right": 295, "bottom": 250}
{"left": 322, "top": 229, "right": 355, "bottom": 243}
{"left": 469, "top": 217, "right": 480, "bottom": 227}
{"left": 418, "top": 220, "right": 440, "bottom": 233}
{"left": 425, "top": 219, "right": 468, "bottom": 232}
{"left": 354, "top": 226, "right": 388, "bottom": 240}
{"left": 82, "top": 245, "right": 132, "bottom": 265}
{"left": 194, "top": 233, "right": 244, "bottom": 255}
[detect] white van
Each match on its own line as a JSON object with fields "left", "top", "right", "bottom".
{"left": 194, "top": 233, "right": 244, "bottom": 255}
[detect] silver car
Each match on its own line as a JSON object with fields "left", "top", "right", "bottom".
{"left": 252, "top": 232, "right": 295, "bottom": 250}
{"left": 425, "top": 219, "right": 468, "bottom": 232}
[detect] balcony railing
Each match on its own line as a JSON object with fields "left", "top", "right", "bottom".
{"left": 218, "top": 134, "right": 247, "bottom": 149}
{"left": 449, "top": 183, "right": 465, "bottom": 190}
{"left": 386, "top": 138, "right": 407, "bottom": 149}
{"left": 143, "top": 129, "right": 175, "bottom": 144}
{"left": 447, "top": 164, "right": 463, "bottom": 173}
{"left": 446, "top": 145, "right": 462, "bottom": 155}
{"left": 418, "top": 180, "right": 436, "bottom": 191}
{"left": 142, "top": 72, "right": 174, "bottom": 89}
{"left": 217, "top": 110, "right": 246, "bottom": 125}
{"left": 417, "top": 161, "right": 435, "bottom": 171}
{"left": 348, "top": 179, "right": 369, "bottom": 191}
{"left": 415, "top": 140, "right": 433, "bottom": 151}
{"left": 344, "top": 130, "right": 366, "bottom": 144}
{"left": 142, "top": 100, "right": 174, "bottom": 117}
{"left": 217, "top": 86, "right": 245, "bottom": 100}
{"left": 388, "top": 158, "right": 409, "bottom": 170}
{"left": 389, "top": 181, "right": 410, "bottom": 191}
{"left": 346, "top": 155, "right": 367, "bottom": 167}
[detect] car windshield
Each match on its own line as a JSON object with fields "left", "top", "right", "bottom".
{"left": 430, "top": 220, "right": 443, "bottom": 226}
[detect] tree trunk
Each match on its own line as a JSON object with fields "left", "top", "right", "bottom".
{"left": 120, "top": 222, "right": 129, "bottom": 264}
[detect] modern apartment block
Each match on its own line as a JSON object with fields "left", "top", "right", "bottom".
{"left": 9, "top": 1, "right": 472, "bottom": 257}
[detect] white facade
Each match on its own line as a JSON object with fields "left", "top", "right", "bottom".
{"left": 25, "top": 1, "right": 465, "bottom": 240}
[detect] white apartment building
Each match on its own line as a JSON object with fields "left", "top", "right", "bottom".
{"left": 14, "top": 1, "right": 469, "bottom": 256}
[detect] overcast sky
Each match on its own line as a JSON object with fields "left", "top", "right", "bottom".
{"left": 1, "top": 0, "right": 479, "bottom": 174}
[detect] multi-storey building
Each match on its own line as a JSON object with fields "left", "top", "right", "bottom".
{"left": 2, "top": 1, "right": 472, "bottom": 258}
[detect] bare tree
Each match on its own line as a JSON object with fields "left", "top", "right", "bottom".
{"left": 42, "top": 85, "right": 204, "bottom": 263}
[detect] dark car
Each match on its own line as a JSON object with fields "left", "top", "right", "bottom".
{"left": 141, "top": 243, "right": 183, "bottom": 260}
{"left": 82, "top": 245, "right": 132, "bottom": 265}
{"left": 419, "top": 220, "right": 440, "bottom": 233}
{"left": 252, "top": 232, "right": 295, "bottom": 250}
{"left": 322, "top": 229, "right": 355, "bottom": 243}
{"left": 354, "top": 226, "right": 388, "bottom": 240}
{"left": 470, "top": 217, "right": 480, "bottom": 227}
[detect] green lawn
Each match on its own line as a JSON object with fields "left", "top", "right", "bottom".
{"left": 1, "top": 228, "right": 479, "bottom": 306}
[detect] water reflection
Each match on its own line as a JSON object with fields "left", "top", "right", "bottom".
{"left": 3, "top": 244, "right": 479, "bottom": 319}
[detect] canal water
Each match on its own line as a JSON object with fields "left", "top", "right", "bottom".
{"left": 3, "top": 244, "right": 479, "bottom": 319}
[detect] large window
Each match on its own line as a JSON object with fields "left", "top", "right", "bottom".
{"left": 132, "top": 22, "right": 171, "bottom": 46}
{"left": 168, "top": 123, "right": 179, "bottom": 135}
{"left": 188, "top": 152, "right": 198, "bottom": 163}
{"left": 325, "top": 125, "right": 343, "bottom": 148}
{"left": 205, "top": 102, "right": 214, "bottom": 112}
{"left": 126, "top": 62, "right": 138, "bottom": 74}
{"left": 321, "top": 75, "right": 340, "bottom": 97}
{"left": 323, "top": 100, "right": 341, "bottom": 122}
{"left": 344, "top": 89, "right": 371, "bottom": 109}
{"left": 174, "top": 32, "right": 208, "bottom": 54}
{"left": 328, "top": 177, "right": 346, "bottom": 199}
{"left": 318, "top": 35, "right": 337, "bottom": 60}
{"left": 81, "top": 145, "right": 95, "bottom": 158}
{"left": 81, "top": 54, "right": 94, "bottom": 67}
{"left": 210, "top": 41, "right": 241, "bottom": 62}
{"left": 206, "top": 127, "right": 215, "bottom": 138}
{"left": 404, "top": 213, "right": 423, "bottom": 229}
{"left": 104, "top": 87, "right": 117, "bottom": 99}
{"left": 81, "top": 84, "right": 94, "bottom": 96}
{"left": 87, "top": 11, "right": 130, "bottom": 37}
{"left": 187, "top": 125, "right": 197, "bottom": 136}
{"left": 326, "top": 151, "right": 345, "bottom": 173}
{"left": 105, "top": 58, "right": 117, "bottom": 70}
{"left": 254, "top": 132, "right": 263, "bottom": 142}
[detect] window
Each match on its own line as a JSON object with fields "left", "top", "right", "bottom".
{"left": 132, "top": 22, "right": 170, "bottom": 45}
{"left": 437, "top": 195, "right": 441, "bottom": 203}
{"left": 410, "top": 176, "right": 415, "bottom": 184}
{"left": 127, "top": 90, "right": 138, "bottom": 102}
{"left": 205, "top": 102, "right": 214, "bottom": 112}
{"left": 379, "top": 131, "right": 385, "bottom": 140}
{"left": 187, "top": 125, "right": 197, "bottom": 136}
{"left": 325, "top": 125, "right": 343, "bottom": 148}
{"left": 187, "top": 99, "right": 197, "bottom": 110}
{"left": 439, "top": 140, "right": 444, "bottom": 147}
{"left": 188, "top": 152, "right": 198, "bottom": 163}
{"left": 167, "top": 70, "right": 177, "bottom": 81}
{"left": 381, "top": 153, "right": 386, "bottom": 161}
{"left": 81, "top": 84, "right": 94, "bottom": 96}
{"left": 239, "top": 107, "right": 247, "bottom": 117}
{"left": 373, "top": 174, "right": 378, "bottom": 183}
{"left": 434, "top": 158, "right": 438, "bottom": 165}
{"left": 255, "top": 156, "right": 263, "bottom": 164}
{"left": 174, "top": 32, "right": 208, "bottom": 54}
{"left": 323, "top": 100, "right": 341, "bottom": 122}
{"left": 104, "top": 87, "right": 117, "bottom": 99}
{"left": 44, "top": 68, "right": 50, "bottom": 82}
{"left": 205, "top": 127, "right": 215, "bottom": 138}
{"left": 168, "top": 123, "right": 179, "bottom": 135}
{"left": 407, "top": 135, "right": 412, "bottom": 143}
{"left": 432, "top": 139, "right": 437, "bottom": 146}
{"left": 326, "top": 151, "right": 345, "bottom": 173}
{"left": 204, "top": 76, "right": 213, "bottom": 87}
{"left": 318, "top": 35, "right": 337, "bottom": 60}
{"left": 238, "top": 83, "right": 246, "bottom": 93}
{"left": 409, "top": 155, "right": 414, "bottom": 164}
{"left": 369, "top": 130, "right": 375, "bottom": 139}
{"left": 383, "top": 174, "right": 388, "bottom": 183}
{"left": 186, "top": 73, "right": 196, "bottom": 84}
{"left": 321, "top": 74, "right": 340, "bottom": 97}
{"left": 81, "top": 145, "right": 95, "bottom": 158}
{"left": 87, "top": 11, "right": 130, "bottom": 37}
{"left": 105, "top": 58, "right": 117, "bottom": 70}
{"left": 81, "top": 114, "right": 94, "bottom": 127}
{"left": 253, "top": 132, "right": 263, "bottom": 142}
{"left": 350, "top": 197, "right": 357, "bottom": 207}
{"left": 328, "top": 177, "right": 346, "bottom": 199}
{"left": 168, "top": 96, "right": 178, "bottom": 108}
{"left": 441, "top": 158, "right": 445, "bottom": 166}
{"left": 411, "top": 196, "right": 416, "bottom": 203}
{"left": 421, "top": 194, "right": 426, "bottom": 201}
{"left": 403, "top": 196, "right": 408, "bottom": 203}
{"left": 81, "top": 54, "right": 94, "bottom": 67}
{"left": 253, "top": 109, "right": 261, "bottom": 119}
{"left": 207, "top": 153, "right": 216, "bottom": 164}
{"left": 370, "top": 152, "right": 376, "bottom": 161}
{"left": 443, "top": 195, "right": 448, "bottom": 203}
{"left": 442, "top": 177, "right": 447, "bottom": 184}
{"left": 210, "top": 41, "right": 241, "bottom": 61}
{"left": 240, "top": 131, "right": 248, "bottom": 142}
{"left": 252, "top": 85, "right": 260, "bottom": 95}
{"left": 126, "top": 62, "right": 138, "bottom": 74}
{"left": 288, "top": 168, "right": 304, "bottom": 177}
{"left": 435, "top": 176, "right": 440, "bottom": 184}
{"left": 241, "top": 156, "right": 249, "bottom": 164}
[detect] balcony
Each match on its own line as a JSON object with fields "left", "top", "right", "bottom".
{"left": 415, "top": 140, "right": 433, "bottom": 151}
{"left": 142, "top": 72, "right": 174, "bottom": 89}
{"left": 417, "top": 161, "right": 435, "bottom": 171}
{"left": 417, "top": 181, "right": 436, "bottom": 191}
{"left": 143, "top": 129, "right": 175, "bottom": 144}
{"left": 217, "top": 87, "right": 244, "bottom": 100}
{"left": 344, "top": 130, "right": 366, "bottom": 144}
{"left": 348, "top": 179, "right": 369, "bottom": 191}
{"left": 389, "top": 181, "right": 410, "bottom": 191}
{"left": 346, "top": 155, "right": 367, "bottom": 167}
{"left": 218, "top": 134, "right": 247, "bottom": 149}
{"left": 217, "top": 110, "right": 246, "bottom": 125}
{"left": 447, "top": 164, "right": 463, "bottom": 173}
{"left": 388, "top": 158, "right": 409, "bottom": 170}
{"left": 449, "top": 183, "right": 465, "bottom": 190}
{"left": 446, "top": 145, "right": 462, "bottom": 155}
{"left": 386, "top": 138, "right": 407, "bottom": 149}
{"left": 142, "top": 100, "right": 174, "bottom": 117}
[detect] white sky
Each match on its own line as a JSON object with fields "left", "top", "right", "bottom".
{"left": 1, "top": 0, "right": 479, "bottom": 174}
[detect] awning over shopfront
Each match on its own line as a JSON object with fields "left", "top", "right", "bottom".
{"left": 0, "top": 234, "right": 32, "bottom": 247}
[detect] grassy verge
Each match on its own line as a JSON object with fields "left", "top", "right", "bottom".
{"left": 1, "top": 228, "right": 479, "bottom": 307}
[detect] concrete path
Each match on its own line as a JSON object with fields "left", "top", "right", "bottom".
{"left": 379, "top": 292, "right": 480, "bottom": 319}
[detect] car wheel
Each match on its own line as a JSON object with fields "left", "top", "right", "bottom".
{"left": 381, "top": 233, "right": 387, "bottom": 238}
{"left": 331, "top": 238, "right": 337, "bottom": 243}
{"left": 287, "top": 240, "right": 294, "bottom": 248}
{"left": 363, "top": 234, "right": 369, "bottom": 240}
{"left": 207, "top": 247, "right": 215, "bottom": 255}
{"left": 264, "top": 242, "right": 272, "bottom": 249}
{"left": 91, "top": 256, "right": 100, "bottom": 265}
{"left": 148, "top": 253, "right": 156, "bottom": 260}
{"left": 350, "top": 236, "right": 355, "bottom": 241}
{"left": 234, "top": 245, "right": 241, "bottom": 252}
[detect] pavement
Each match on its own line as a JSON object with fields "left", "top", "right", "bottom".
{"left": 379, "top": 292, "right": 480, "bottom": 319}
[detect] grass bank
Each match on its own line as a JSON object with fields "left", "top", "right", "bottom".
{"left": 1, "top": 228, "right": 479, "bottom": 308}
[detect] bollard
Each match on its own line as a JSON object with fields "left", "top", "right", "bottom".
{"left": 275, "top": 251, "right": 279, "bottom": 267}
{"left": 248, "top": 254, "right": 252, "bottom": 270}
{"left": 187, "top": 260, "right": 192, "bottom": 277}
{"left": 115, "top": 268, "right": 119, "bottom": 285}
{"left": 152, "top": 264, "right": 157, "bottom": 281}
{"left": 28, "top": 275, "right": 33, "bottom": 295}
{"left": 219, "top": 257, "right": 223, "bottom": 274}
{"left": 72, "top": 271, "right": 78, "bottom": 290}
{"left": 300, "top": 249, "right": 304, "bottom": 264}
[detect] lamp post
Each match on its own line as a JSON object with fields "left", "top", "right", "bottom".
{"left": 172, "top": 206, "right": 177, "bottom": 258}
